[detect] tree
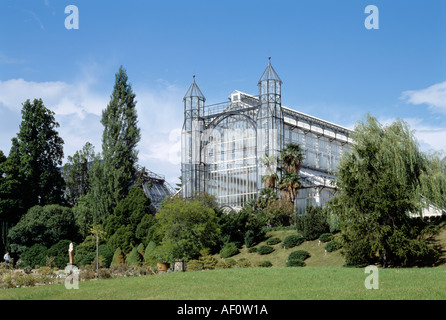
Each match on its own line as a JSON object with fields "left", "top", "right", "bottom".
{"left": 63, "top": 142, "right": 97, "bottom": 206}
{"left": 262, "top": 199, "right": 295, "bottom": 227}
{"left": 104, "top": 186, "right": 156, "bottom": 249}
{"left": 16, "top": 99, "right": 65, "bottom": 208}
{"left": 95, "top": 66, "right": 141, "bottom": 217}
{"left": 8, "top": 204, "right": 80, "bottom": 255}
{"left": 0, "top": 140, "right": 26, "bottom": 254}
{"left": 260, "top": 154, "right": 279, "bottom": 189}
{"left": 330, "top": 115, "right": 446, "bottom": 267}
{"left": 89, "top": 225, "right": 106, "bottom": 276}
{"left": 155, "top": 198, "right": 220, "bottom": 261}
{"left": 296, "top": 205, "right": 329, "bottom": 240}
{"left": 278, "top": 143, "right": 304, "bottom": 205}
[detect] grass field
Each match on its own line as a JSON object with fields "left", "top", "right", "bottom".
{"left": 0, "top": 225, "right": 444, "bottom": 300}
{"left": 0, "top": 267, "right": 444, "bottom": 300}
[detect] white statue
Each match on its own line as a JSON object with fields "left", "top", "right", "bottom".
{"left": 68, "top": 242, "right": 74, "bottom": 264}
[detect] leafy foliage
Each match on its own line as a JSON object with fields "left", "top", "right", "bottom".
{"left": 156, "top": 198, "right": 220, "bottom": 260}
{"left": 282, "top": 234, "right": 304, "bottom": 249}
{"left": 297, "top": 205, "right": 330, "bottom": 240}
{"left": 257, "top": 245, "right": 275, "bottom": 255}
{"left": 98, "top": 66, "right": 141, "bottom": 217}
{"left": 330, "top": 115, "right": 446, "bottom": 267}
{"left": 8, "top": 205, "right": 80, "bottom": 255}
{"left": 219, "top": 242, "right": 240, "bottom": 259}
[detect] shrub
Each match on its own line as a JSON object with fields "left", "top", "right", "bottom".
{"left": 199, "top": 254, "right": 218, "bottom": 270}
{"left": 236, "top": 259, "right": 252, "bottom": 268}
{"left": 186, "top": 259, "right": 202, "bottom": 271}
{"left": 47, "top": 240, "right": 75, "bottom": 269}
{"left": 20, "top": 244, "right": 48, "bottom": 268}
{"left": 297, "top": 205, "right": 330, "bottom": 240}
{"left": 325, "top": 240, "right": 341, "bottom": 253}
{"left": 344, "top": 240, "right": 372, "bottom": 267}
{"left": 288, "top": 250, "right": 310, "bottom": 261}
{"left": 98, "top": 244, "right": 114, "bottom": 268}
{"left": 248, "top": 247, "right": 258, "bottom": 253}
{"left": 143, "top": 241, "right": 157, "bottom": 265}
{"left": 215, "top": 260, "right": 233, "bottom": 269}
{"left": 127, "top": 247, "right": 142, "bottom": 266}
{"left": 225, "top": 258, "right": 237, "bottom": 266}
{"left": 266, "top": 237, "right": 282, "bottom": 245}
{"left": 219, "top": 242, "right": 240, "bottom": 259}
{"left": 256, "top": 260, "right": 273, "bottom": 267}
{"left": 282, "top": 235, "right": 304, "bottom": 249}
{"left": 257, "top": 245, "right": 275, "bottom": 255}
{"left": 319, "top": 233, "right": 333, "bottom": 243}
{"left": 244, "top": 230, "right": 255, "bottom": 248}
{"left": 286, "top": 259, "right": 306, "bottom": 267}
{"left": 110, "top": 248, "right": 124, "bottom": 266}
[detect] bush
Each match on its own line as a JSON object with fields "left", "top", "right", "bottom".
{"left": 319, "top": 233, "right": 333, "bottom": 243}
{"left": 248, "top": 247, "right": 258, "bottom": 253}
{"left": 186, "top": 259, "right": 202, "bottom": 271}
{"left": 325, "top": 240, "right": 341, "bottom": 253}
{"left": 286, "top": 259, "right": 306, "bottom": 267}
{"left": 244, "top": 230, "right": 255, "bottom": 248}
{"left": 288, "top": 250, "right": 310, "bottom": 261}
{"left": 282, "top": 235, "right": 304, "bottom": 249}
{"left": 127, "top": 247, "right": 142, "bottom": 266}
{"left": 20, "top": 244, "right": 48, "bottom": 268}
{"left": 47, "top": 240, "right": 75, "bottom": 269}
{"left": 219, "top": 242, "right": 240, "bottom": 259}
{"left": 236, "top": 259, "right": 251, "bottom": 268}
{"left": 266, "top": 237, "right": 282, "bottom": 245}
{"left": 143, "top": 241, "right": 157, "bottom": 265}
{"left": 225, "top": 258, "right": 237, "bottom": 266}
{"left": 297, "top": 205, "right": 330, "bottom": 240}
{"left": 199, "top": 254, "right": 218, "bottom": 270}
{"left": 256, "top": 260, "right": 273, "bottom": 267}
{"left": 111, "top": 248, "right": 124, "bottom": 266}
{"left": 215, "top": 260, "right": 233, "bottom": 269}
{"left": 257, "top": 246, "right": 275, "bottom": 255}
{"left": 344, "top": 240, "right": 372, "bottom": 267}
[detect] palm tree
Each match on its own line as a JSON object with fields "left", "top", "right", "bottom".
{"left": 259, "top": 154, "right": 279, "bottom": 189}
{"left": 278, "top": 143, "right": 304, "bottom": 205}
{"left": 280, "top": 143, "right": 304, "bottom": 173}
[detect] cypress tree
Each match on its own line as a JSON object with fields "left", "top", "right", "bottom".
{"left": 94, "top": 66, "right": 141, "bottom": 218}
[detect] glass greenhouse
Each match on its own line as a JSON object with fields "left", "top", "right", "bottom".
{"left": 181, "top": 58, "right": 353, "bottom": 213}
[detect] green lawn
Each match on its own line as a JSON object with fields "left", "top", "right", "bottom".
{"left": 1, "top": 225, "right": 444, "bottom": 300}
{"left": 0, "top": 267, "right": 444, "bottom": 300}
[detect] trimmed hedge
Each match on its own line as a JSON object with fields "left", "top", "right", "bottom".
{"left": 266, "top": 237, "right": 282, "bottom": 245}
{"left": 256, "top": 260, "right": 273, "bottom": 267}
{"left": 288, "top": 250, "right": 310, "bottom": 261}
{"left": 257, "top": 245, "right": 275, "bottom": 255}
{"left": 325, "top": 240, "right": 341, "bottom": 253}
{"left": 286, "top": 259, "right": 306, "bottom": 267}
{"left": 319, "top": 233, "right": 333, "bottom": 243}
{"left": 282, "top": 235, "right": 304, "bottom": 249}
{"left": 248, "top": 247, "right": 258, "bottom": 253}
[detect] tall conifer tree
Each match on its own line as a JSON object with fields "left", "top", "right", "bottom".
{"left": 96, "top": 66, "right": 141, "bottom": 217}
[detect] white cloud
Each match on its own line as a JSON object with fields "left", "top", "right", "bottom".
{"left": 0, "top": 76, "right": 185, "bottom": 187}
{"left": 378, "top": 117, "right": 446, "bottom": 155}
{"left": 401, "top": 81, "right": 446, "bottom": 113}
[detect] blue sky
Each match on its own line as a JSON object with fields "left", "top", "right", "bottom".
{"left": 1, "top": 0, "right": 445, "bottom": 186}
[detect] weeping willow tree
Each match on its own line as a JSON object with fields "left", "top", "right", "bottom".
{"left": 329, "top": 115, "right": 446, "bottom": 267}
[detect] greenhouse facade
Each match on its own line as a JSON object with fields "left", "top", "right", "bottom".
{"left": 181, "top": 58, "right": 353, "bottom": 213}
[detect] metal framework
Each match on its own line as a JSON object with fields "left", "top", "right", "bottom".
{"left": 181, "top": 59, "right": 353, "bottom": 212}
{"left": 141, "top": 169, "right": 176, "bottom": 210}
